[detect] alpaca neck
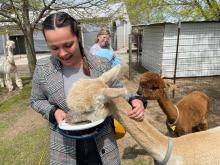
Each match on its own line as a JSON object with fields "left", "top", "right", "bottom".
{"left": 112, "top": 97, "right": 169, "bottom": 162}
{"left": 158, "top": 91, "right": 178, "bottom": 123}
{"left": 6, "top": 49, "right": 15, "bottom": 65}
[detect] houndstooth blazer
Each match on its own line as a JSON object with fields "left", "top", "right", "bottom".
{"left": 30, "top": 53, "right": 124, "bottom": 165}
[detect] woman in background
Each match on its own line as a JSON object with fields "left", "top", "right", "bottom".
{"left": 89, "top": 29, "right": 121, "bottom": 67}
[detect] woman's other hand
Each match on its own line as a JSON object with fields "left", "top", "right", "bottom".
{"left": 128, "top": 99, "right": 145, "bottom": 121}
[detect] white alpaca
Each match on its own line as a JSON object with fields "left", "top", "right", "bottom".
{"left": 66, "top": 65, "right": 220, "bottom": 165}
{"left": 0, "top": 40, "right": 23, "bottom": 91}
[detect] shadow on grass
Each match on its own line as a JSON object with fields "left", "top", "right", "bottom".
{"left": 122, "top": 144, "right": 148, "bottom": 159}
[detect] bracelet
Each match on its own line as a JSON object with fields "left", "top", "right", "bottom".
{"left": 49, "top": 106, "right": 58, "bottom": 124}
{"left": 128, "top": 95, "right": 148, "bottom": 109}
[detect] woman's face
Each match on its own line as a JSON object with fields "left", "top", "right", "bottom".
{"left": 97, "top": 34, "right": 110, "bottom": 48}
{"left": 44, "top": 26, "right": 82, "bottom": 67}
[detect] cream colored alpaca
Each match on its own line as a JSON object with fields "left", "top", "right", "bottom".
{"left": 0, "top": 40, "right": 23, "bottom": 91}
{"left": 66, "top": 65, "right": 127, "bottom": 124}
{"left": 113, "top": 97, "right": 220, "bottom": 165}
{"left": 66, "top": 66, "right": 220, "bottom": 165}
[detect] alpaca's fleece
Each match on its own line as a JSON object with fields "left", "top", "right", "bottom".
{"left": 0, "top": 40, "right": 23, "bottom": 92}
{"left": 66, "top": 65, "right": 127, "bottom": 124}
{"left": 112, "top": 97, "right": 220, "bottom": 165}
{"left": 137, "top": 71, "right": 210, "bottom": 137}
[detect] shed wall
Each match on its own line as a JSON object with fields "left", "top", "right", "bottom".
{"left": 162, "top": 22, "right": 220, "bottom": 77}
{"left": 116, "top": 21, "right": 131, "bottom": 49}
{"left": 141, "top": 25, "right": 164, "bottom": 73}
{"left": 0, "top": 36, "right": 5, "bottom": 55}
{"left": 141, "top": 22, "right": 220, "bottom": 77}
{"left": 33, "top": 31, "right": 49, "bottom": 53}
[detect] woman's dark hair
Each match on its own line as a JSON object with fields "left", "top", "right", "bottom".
{"left": 42, "top": 12, "right": 90, "bottom": 75}
{"left": 42, "top": 12, "right": 84, "bottom": 56}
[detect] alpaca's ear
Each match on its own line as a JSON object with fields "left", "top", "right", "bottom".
{"left": 100, "top": 87, "right": 127, "bottom": 99}
{"left": 99, "top": 65, "right": 121, "bottom": 83}
{"left": 95, "top": 87, "right": 127, "bottom": 104}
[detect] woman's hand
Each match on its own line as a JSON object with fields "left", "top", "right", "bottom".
{"left": 128, "top": 99, "right": 145, "bottom": 121}
{"left": 54, "top": 109, "right": 66, "bottom": 124}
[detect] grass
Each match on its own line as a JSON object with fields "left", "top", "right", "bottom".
{"left": 0, "top": 77, "right": 32, "bottom": 113}
{"left": 0, "top": 78, "right": 32, "bottom": 133}
{"left": 0, "top": 77, "right": 50, "bottom": 165}
{"left": 0, "top": 125, "right": 49, "bottom": 165}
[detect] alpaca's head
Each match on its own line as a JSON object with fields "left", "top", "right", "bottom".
{"left": 6, "top": 40, "right": 15, "bottom": 50}
{"left": 137, "top": 72, "right": 165, "bottom": 100}
{"left": 66, "top": 65, "right": 127, "bottom": 124}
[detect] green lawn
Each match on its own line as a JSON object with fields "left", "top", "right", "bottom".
{"left": 0, "top": 78, "right": 50, "bottom": 165}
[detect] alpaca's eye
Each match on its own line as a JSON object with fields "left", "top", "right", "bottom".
{"left": 152, "top": 86, "right": 159, "bottom": 90}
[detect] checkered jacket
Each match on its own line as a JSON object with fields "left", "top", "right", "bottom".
{"left": 30, "top": 54, "right": 123, "bottom": 165}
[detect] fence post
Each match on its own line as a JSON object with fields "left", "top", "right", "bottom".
{"left": 173, "top": 21, "right": 181, "bottom": 97}
{"left": 137, "top": 34, "right": 140, "bottom": 64}
{"left": 128, "top": 34, "right": 132, "bottom": 80}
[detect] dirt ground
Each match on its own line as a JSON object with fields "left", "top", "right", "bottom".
{"left": 119, "top": 64, "right": 220, "bottom": 164}
{"left": 1, "top": 52, "right": 220, "bottom": 164}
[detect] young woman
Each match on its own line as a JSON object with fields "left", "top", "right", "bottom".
{"left": 30, "top": 12, "right": 146, "bottom": 165}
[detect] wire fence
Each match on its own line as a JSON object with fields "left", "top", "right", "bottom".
{"left": 129, "top": 33, "right": 220, "bottom": 129}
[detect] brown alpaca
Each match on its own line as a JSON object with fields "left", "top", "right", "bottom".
{"left": 137, "top": 72, "right": 209, "bottom": 137}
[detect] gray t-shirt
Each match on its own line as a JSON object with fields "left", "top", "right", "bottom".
{"left": 63, "top": 67, "right": 90, "bottom": 97}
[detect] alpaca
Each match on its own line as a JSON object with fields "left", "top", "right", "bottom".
{"left": 0, "top": 40, "right": 23, "bottom": 91}
{"left": 112, "top": 97, "right": 220, "bottom": 165}
{"left": 66, "top": 66, "right": 220, "bottom": 164}
{"left": 66, "top": 64, "right": 127, "bottom": 124}
{"left": 137, "top": 71, "right": 209, "bottom": 137}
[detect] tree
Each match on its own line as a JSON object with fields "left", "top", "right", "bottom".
{"left": 123, "top": 0, "right": 220, "bottom": 24}
{"left": 123, "top": 0, "right": 172, "bottom": 24}
{"left": 0, "top": 0, "right": 109, "bottom": 76}
{"left": 167, "top": 0, "right": 220, "bottom": 21}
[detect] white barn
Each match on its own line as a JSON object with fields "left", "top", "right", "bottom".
{"left": 115, "top": 16, "right": 131, "bottom": 50}
{"left": 141, "top": 21, "right": 220, "bottom": 78}
{"left": 0, "top": 30, "right": 49, "bottom": 55}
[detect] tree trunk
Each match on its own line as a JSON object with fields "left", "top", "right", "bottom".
{"left": 23, "top": 25, "right": 37, "bottom": 77}
{"left": 21, "top": 0, "right": 37, "bottom": 77}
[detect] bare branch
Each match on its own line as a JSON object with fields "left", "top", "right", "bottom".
{"left": 0, "top": 3, "right": 18, "bottom": 23}
{"left": 52, "top": 0, "right": 107, "bottom": 10}
{"left": 32, "top": 0, "right": 56, "bottom": 29}
{"left": 0, "top": 19, "right": 14, "bottom": 23}
{"left": 9, "top": 0, "right": 22, "bottom": 26}
{"left": 65, "top": 0, "right": 106, "bottom": 8}
{"left": 0, "top": 11, "right": 17, "bottom": 23}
